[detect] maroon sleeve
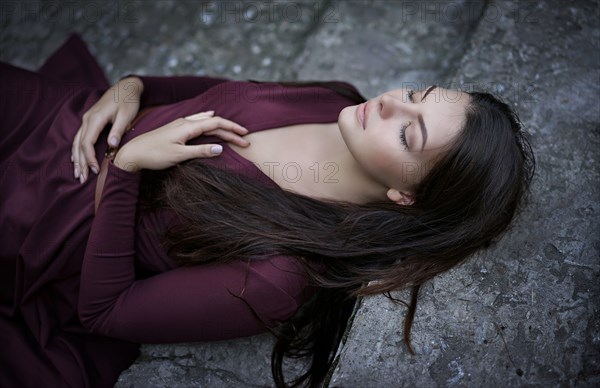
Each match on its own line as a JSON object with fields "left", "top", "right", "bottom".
{"left": 120, "top": 74, "right": 230, "bottom": 108}
{"left": 78, "top": 159, "right": 311, "bottom": 343}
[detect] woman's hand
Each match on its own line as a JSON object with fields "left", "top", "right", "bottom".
{"left": 72, "top": 76, "right": 143, "bottom": 182}
{"left": 113, "top": 111, "right": 250, "bottom": 172}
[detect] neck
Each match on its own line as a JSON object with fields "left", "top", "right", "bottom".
{"left": 303, "top": 123, "right": 389, "bottom": 204}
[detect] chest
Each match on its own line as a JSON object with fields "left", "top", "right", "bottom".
{"left": 228, "top": 122, "right": 339, "bottom": 194}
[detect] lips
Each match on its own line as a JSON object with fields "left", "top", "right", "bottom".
{"left": 357, "top": 101, "right": 368, "bottom": 130}
{"left": 357, "top": 103, "right": 364, "bottom": 129}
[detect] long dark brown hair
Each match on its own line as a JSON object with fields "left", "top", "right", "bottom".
{"left": 138, "top": 81, "right": 535, "bottom": 387}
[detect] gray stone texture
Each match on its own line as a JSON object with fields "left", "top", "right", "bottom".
{"left": 1, "top": 0, "right": 598, "bottom": 387}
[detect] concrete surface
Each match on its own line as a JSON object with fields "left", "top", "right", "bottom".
{"left": 1, "top": 0, "right": 598, "bottom": 387}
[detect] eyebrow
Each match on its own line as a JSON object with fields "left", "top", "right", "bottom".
{"left": 417, "top": 84, "right": 437, "bottom": 152}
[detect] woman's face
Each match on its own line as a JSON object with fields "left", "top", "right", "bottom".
{"left": 338, "top": 85, "right": 470, "bottom": 199}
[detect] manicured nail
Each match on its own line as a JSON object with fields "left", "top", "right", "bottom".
{"left": 91, "top": 165, "right": 98, "bottom": 174}
{"left": 211, "top": 145, "right": 223, "bottom": 155}
{"left": 110, "top": 136, "right": 118, "bottom": 147}
{"left": 79, "top": 175, "right": 84, "bottom": 184}
{"left": 74, "top": 166, "right": 80, "bottom": 179}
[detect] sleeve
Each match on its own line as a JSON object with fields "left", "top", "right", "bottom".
{"left": 78, "top": 160, "right": 310, "bottom": 343}
{"left": 120, "top": 73, "right": 231, "bottom": 108}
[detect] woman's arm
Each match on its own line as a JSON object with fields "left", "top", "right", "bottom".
{"left": 79, "top": 159, "right": 309, "bottom": 342}
{"left": 79, "top": 114, "right": 303, "bottom": 343}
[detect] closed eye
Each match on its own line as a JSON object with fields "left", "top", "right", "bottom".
{"left": 399, "top": 121, "right": 410, "bottom": 150}
{"left": 398, "top": 89, "right": 415, "bottom": 150}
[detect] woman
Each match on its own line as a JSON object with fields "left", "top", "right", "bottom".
{"left": 0, "top": 33, "right": 534, "bottom": 388}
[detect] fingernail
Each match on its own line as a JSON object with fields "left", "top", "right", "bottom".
{"left": 79, "top": 175, "right": 84, "bottom": 184}
{"left": 110, "top": 136, "right": 118, "bottom": 147}
{"left": 91, "top": 165, "right": 98, "bottom": 175}
{"left": 211, "top": 145, "right": 223, "bottom": 155}
{"left": 74, "top": 166, "right": 80, "bottom": 179}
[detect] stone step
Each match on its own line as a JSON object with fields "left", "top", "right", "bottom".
{"left": 2, "top": 0, "right": 597, "bottom": 387}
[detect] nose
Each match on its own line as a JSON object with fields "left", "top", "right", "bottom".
{"left": 379, "top": 93, "right": 413, "bottom": 119}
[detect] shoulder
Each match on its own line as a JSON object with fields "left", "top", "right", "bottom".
{"left": 240, "top": 79, "right": 363, "bottom": 98}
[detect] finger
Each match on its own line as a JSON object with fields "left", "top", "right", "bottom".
{"left": 194, "top": 144, "right": 223, "bottom": 158}
{"left": 77, "top": 138, "right": 85, "bottom": 183}
{"left": 72, "top": 129, "right": 82, "bottom": 179}
{"left": 199, "top": 117, "right": 248, "bottom": 136}
{"left": 106, "top": 111, "right": 132, "bottom": 150}
{"left": 79, "top": 115, "right": 107, "bottom": 181}
{"left": 184, "top": 110, "right": 215, "bottom": 120}
{"left": 180, "top": 117, "right": 247, "bottom": 143}
{"left": 204, "top": 128, "right": 250, "bottom": 147}
{"left": 179, "top": 143, "right": 223, "bottom": 162}
{"left": 218, "top": 117, "right": 248, "bottom": 135}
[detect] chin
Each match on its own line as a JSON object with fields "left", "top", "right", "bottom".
{"left": 337, "top": 107, "right": 358, "bottom": 150}
{"left": 338, "top": 105, "right": 359, "bottom": 134}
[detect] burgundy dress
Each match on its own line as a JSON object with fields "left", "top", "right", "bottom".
{"left": 0, "top": 33, "right": 359, "bottom": 387}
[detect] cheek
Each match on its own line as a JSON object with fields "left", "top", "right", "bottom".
{"left": 361, "top": 141, "right": 402, "bottom": 177}
{"left": 396, "top": 162, "right": 422, "bottom": 186}
{"left": 372, "top": 148, "right": 425, "bottom": 187}
{"left": 374, "top": 154, "right": 399, "bottom": 174}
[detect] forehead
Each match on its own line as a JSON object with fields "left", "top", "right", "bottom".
{"left": 423, "top": 87, "right": 469, "bottom": 120}
{"left": 418, "top": 87, "right": 469, "bottom": 133}
{"left": 388, "top": 86, "right": 469, "bottom": 105}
